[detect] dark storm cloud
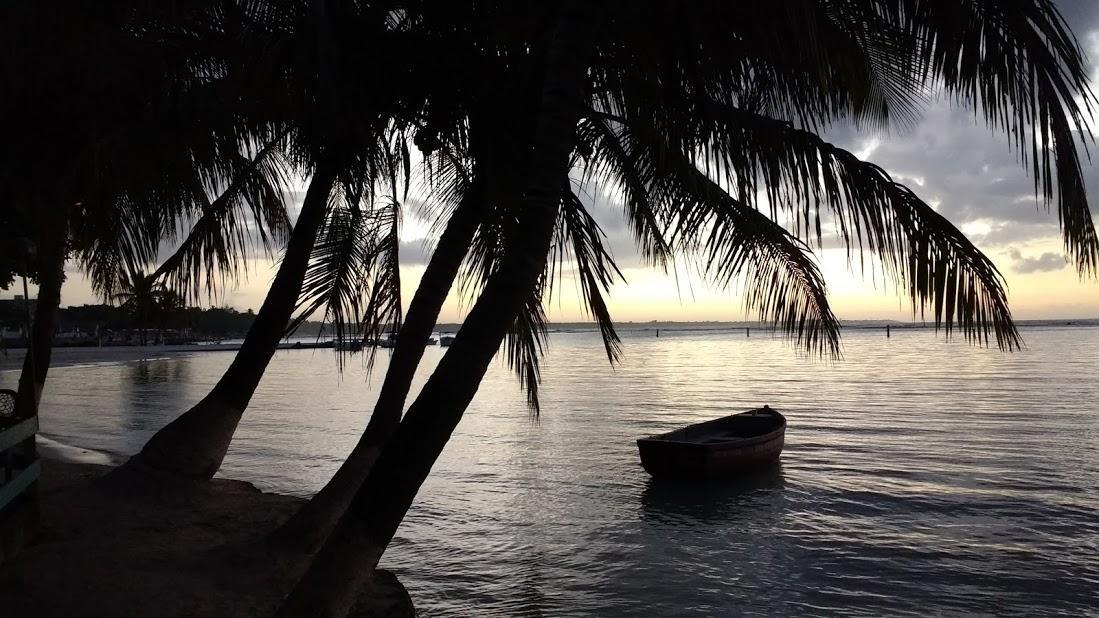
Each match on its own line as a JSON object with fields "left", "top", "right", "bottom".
{"left": 1007, "top": 249, "right": 1068, "bottom": 274}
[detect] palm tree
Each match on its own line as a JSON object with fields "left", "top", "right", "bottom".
{"left": 120, "top": 1, "right": 418, "bottom": 481}
{"left": 281, "top": 2, "right": 1098, "bottom": 614}
{"left": 0, "top": 2, "right": 291, "bottom": 421}
{"left": 270, "top": 157, "right": 483, "bottom": 552}
{"left": 280, "top": 5, "right": 590, "bottom": 611}
{"left": 112, "top": 270, "right": 169, "bottom": 346}
{"left": 154, "top": 290, "right": 186, "bottom": 344}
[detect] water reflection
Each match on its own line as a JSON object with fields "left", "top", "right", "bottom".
{"left": 28, "top": 326, "right": 1099, "bottom": 615}
{"left": 128, "top": 357, "right": 192, "bottom": 385}
{"left": 639, "top": 464, "right": 786, "bottom": 525}
{"left": 122, "top": 358, "right": 194, "bottom": 432}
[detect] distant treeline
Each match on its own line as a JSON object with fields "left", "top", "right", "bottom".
{"left": 0, "top": 302, "right": 325, "bottom": 340}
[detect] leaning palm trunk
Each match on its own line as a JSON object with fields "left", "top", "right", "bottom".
{"left": 122, "top": 165, "right": 337, "bottom": 480}
{"left": 278, "top": 12, "right": 589, "bottom": 616}
{"left": 270, "top": 181, "right": 482, "bottom": 552}
{"left": 15, "top": 211, "right": 70, "bottom": 420}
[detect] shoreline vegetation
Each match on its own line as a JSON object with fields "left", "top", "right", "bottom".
{"left": 0, "top": 301, "right": 334, "bottom": 348}
{"left": 0, "top": 453, "right": 414, "bottom": 617}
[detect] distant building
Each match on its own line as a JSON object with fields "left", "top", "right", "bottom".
{"left": 0, "top": 295, "right": 37, "bottom": 328}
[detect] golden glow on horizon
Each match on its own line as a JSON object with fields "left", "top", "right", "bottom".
{"left": 393, "top": 248, "right": 1097, "bottom": 323}
{"left": 12, "top": 217, "right": 1099, "bottom": 323}
{"left": 6, "top": 239, "right": 1093, "bottom": 323}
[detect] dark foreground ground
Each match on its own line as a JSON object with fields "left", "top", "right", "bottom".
{"left": 0, "top": 459, "right": 413, "bottom": 617}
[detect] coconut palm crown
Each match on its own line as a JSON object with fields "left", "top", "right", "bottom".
{"left": 304, "top": 1, "right": 1096, "bottom": 411}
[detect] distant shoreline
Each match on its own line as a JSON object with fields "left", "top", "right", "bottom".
{"left": 440, "top": 318, "right": 1099, "bottom": 332}
{"left": 1, "top": 320, "right": 1096, "bottom": 370}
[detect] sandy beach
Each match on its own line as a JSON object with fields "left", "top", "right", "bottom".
{"left": 0, "top": 452, "right": 413, "bottom": 617}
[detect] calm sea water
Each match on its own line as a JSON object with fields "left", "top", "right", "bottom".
{"left": 3, "top": 326, "right": 1098, "bottom": 616}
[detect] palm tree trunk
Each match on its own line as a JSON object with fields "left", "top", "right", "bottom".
{"left": 270, "top": 176, "right": 483, "bottom": 552}
{"left": 15, "top": 211, "right": 69, "bottom": 421}
{"left": 278, "top": 11, "right": 589, "bottom": 616}
{"left": 123, "top": 164, "right": 337, "bottom": 480}
{"left": 9, "top": 208, "right": 68, "bottom": 543}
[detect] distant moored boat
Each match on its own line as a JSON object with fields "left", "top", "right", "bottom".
{"left": 439, "top": 335, "right": 455, "bottom": 347}
{"left": 637, "top": 406, "right": 786, "bottom": 478}
{"left": 334, "top": 339, "right": 363, "bottom": 352}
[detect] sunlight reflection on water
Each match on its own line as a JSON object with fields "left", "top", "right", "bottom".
{"left": 3, "top": 326, "right": 1098, "bottom": 615}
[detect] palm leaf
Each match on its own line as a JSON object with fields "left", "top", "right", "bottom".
{"left": 361, "top": 196, "right": 404, "bottom": 365}
{"left": 892, "top": 0, "right": 1099, "bottom": 273}
{"left": 578, "top": 116, "right": 842, "bottom": 355}
{"left": 659, "top": 151, "right": 843, "bottom": 357}
{"left": 289, "top": 186, "right": 371, "bottom": 370}
{"left": 504, "top": 274, "right": 549, "bottom": 415}
{"left": 153, "top": 134, "right": 292, "bottom": 303}
{"left": 555, "top": 186, "right": 624, "bottom": 364}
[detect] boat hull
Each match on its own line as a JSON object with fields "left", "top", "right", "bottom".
{"left": 637, "top": 408, "right": 785, "bottom": 479}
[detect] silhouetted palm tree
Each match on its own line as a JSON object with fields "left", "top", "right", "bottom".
{"left": 281, "top": 2, "right": 1098, "bottom": 614}
{"left": 112, "top": 270, "right": 170, "bottom": 346}
{"left": 123, "top": 2, "right": 415, "bottom": 480}
{"left": 0, "top": 2, "right": 290, "bottom": 418}
{"left": 153, "top": 290, "right": 187, "bottom": 344}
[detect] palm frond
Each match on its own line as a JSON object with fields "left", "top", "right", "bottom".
{"left": 289, "top": 187, "right": 370, "bottom": 370}
{"left": 501, "top": 183, "right": 626, "bottom": 413}
{"left": 361, "top": 196, "right": 403, "bottom": 366}
{"left": 153, "top": 135, "right": 292, "bottom": 303}
{"left": 894, "top": 0, "right": 1099, "bottom": 273}
{"left": 611, "top": 104, "right": 1019, "bottom": 351}
{"left": 593, "top": 119, "right": 842, "bottom": 355}
{"left": 504, "top": 274, "right": 549, "bottom": 415}
{"left": 576, "top": 117, "right": 672, "bottom": 269}
{"left": 555, "top": 186, "right": 624, "bottom": 364}
{"left": 666, "top": 158, "right": 843, "bottom": 358}
{"left": 288, "top": 183, "right": 403, "bottom": 372}
{"left": 75, "top": 198, "right": 162, "bottom": 301}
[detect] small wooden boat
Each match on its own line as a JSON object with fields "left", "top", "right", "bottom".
{"left": 439, "top": 335, "right": 455, "bottom": 347}
{"left": 637, "top": 406, "right": 786, "bottom": 478}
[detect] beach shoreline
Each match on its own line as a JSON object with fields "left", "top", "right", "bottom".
{"left": 0, "top": 450, "right": 413, "bottom": 617}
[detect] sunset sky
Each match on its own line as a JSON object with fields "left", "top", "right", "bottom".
{"left": 9, "top": 0, "right": 1099, "bottom": 323}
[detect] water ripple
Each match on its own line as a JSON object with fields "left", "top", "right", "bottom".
{"left": 5, "top": 326, "right": 1097, "bottom": 615}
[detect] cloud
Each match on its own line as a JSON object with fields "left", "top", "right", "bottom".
{"left": 808, "top": 2, "right": 1099, "bottom": 260}
{"left": 398, "top": 238, "right": 433, "bottom": 266}
{"left": 1007, "top": 249, "right": 1068, "bottom": 274}
{"left": 964, "top": 220, "right": 1065, "bottom": 248}
{"left": 582, "top": 1, "right": 1099, "bottom": 276}
{"left": 1057, "top": 0, "right": 1099, "bottom": 31}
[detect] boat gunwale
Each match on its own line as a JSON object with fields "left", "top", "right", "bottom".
{"left": 636, "top": 409, "right": 786, "bottom": 450}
